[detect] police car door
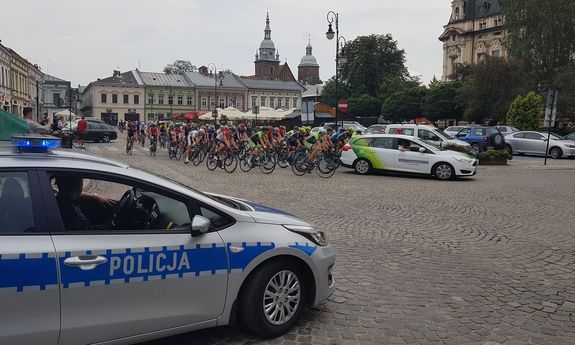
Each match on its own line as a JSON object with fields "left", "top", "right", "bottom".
{"left": 0, "top": 170, "right": 60, "bottom": 345}
{"left": 39, "top": 170, "right": 229, "bottom": 345}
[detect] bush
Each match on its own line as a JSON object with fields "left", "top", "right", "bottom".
{"left": 475, "top": 149, "right": 512, "bottom": 161}
{"left": 442, "top": 143, "right": 473, "bottom": 156}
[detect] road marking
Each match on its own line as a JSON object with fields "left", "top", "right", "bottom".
{"left": 107, "top": 147, "right": 119, "bottom": 152}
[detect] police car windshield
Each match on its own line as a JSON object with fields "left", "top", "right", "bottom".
{"left": 135, "top": 167, "right": 239, "bottom": 209}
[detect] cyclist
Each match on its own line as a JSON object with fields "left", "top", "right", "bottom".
{"left": 304, "top": 128, "right": 326, "bottom": 163}
{"left": 237, "top": 123, "right": 249, "bottom": 142}
{"left": 184, "top": 127, "right": 199, "bottom": 164}
{"left": 148, "top": 123, "right": 159, "bottom": 153}
{"left": 286, "top": 127, "right": 305, "bottom": 163}
{"left": 170, "top": 123, "right": 183, "bottom": 156}
{"left": 126, "top": 122, "right": 136, "bottom": 153}
{"left": 249, "top": 126, "right": 269, "bottom": 160}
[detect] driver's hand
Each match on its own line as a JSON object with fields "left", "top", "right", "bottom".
{"left": 96, "top": 196, "right": 117, "bottom": 208}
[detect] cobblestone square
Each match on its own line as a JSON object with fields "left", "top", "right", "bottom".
{"left": 86, "top": 138, "right": 575, "bottom": 345}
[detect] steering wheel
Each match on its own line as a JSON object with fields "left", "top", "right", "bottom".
{"left": 114, "top": 189, "right": 136, "bottom": 229}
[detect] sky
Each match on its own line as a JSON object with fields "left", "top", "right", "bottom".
{"left": 1, "top": 0, "right": 449, "bottom": 87}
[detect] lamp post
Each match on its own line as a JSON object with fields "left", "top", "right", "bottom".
{"left": 326, "top": 11, "right": 347, "bottom": 131}
{"left": 207, "top": 63, "right": 224, "bottom": 126}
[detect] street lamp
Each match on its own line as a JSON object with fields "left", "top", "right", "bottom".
{"left": 207, "top": 63, "right": 225, "bottom": 126}
{"left": 326, "top": 11, "right": 347, "bottom": 131}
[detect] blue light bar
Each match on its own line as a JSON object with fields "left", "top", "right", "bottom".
{"left": 11, "top": 134, "right": 61, "bottom": 153}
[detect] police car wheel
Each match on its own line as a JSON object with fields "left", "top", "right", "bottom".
{"left": 239, "top": 260, "right": 306, "bottom": 338}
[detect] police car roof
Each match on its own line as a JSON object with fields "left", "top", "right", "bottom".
{"left": 0, "top": 146, "right": 129, "bottom": 170}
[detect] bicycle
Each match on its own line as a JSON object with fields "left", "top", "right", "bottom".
{"left": 139, "top": 133, "right": 146, "bottom": 147}
{"left": 190, "top": 144, "right": 208, "bottom": 166}
{"left": 206, "top": 147, "right": 238, "bottom": 173}
{"left": 240, "top": 148, "right": 276, "bottom": 174}
{"left": 160, "top": 133, "right": 167, "bottom": 150}
{"left": 126, "top": 137, "right": 135, "bottom": 155}
{"left": 149, "top": 137, "right": 158, "bottom": 157}
{"left": 175, "top": 140, "right": 187, "bottom": 161}
{"left": 291, "top": 150, "right": 337, "bottom": 178}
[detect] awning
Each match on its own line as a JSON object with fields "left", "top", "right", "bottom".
{"left": 0, "top": 109, "right": 29, "bottom": 141}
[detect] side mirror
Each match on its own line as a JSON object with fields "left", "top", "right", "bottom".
{"left": 419, "top": 147, "right": 426, "bottom": 153}
{"left": 191, "top": 215, "right": 211, "bottom": 236}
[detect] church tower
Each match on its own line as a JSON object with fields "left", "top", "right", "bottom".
{"left": 254, "top": 12, "right": 281, "bottom": 80}
{"left": 298, "top": 37, "right": 320, "bottom": 84}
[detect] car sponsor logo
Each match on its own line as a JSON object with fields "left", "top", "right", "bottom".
{"left": 398, "top": 158, "right": 429, "bottom": 165}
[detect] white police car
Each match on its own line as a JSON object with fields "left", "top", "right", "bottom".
{"left": 0, "top": 135, "right": 335, "bottom": 345}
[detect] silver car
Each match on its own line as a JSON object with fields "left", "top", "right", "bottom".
{"left": 505, "top": 131, "right": 575, "bottom": 159}
{"left": 0, "top": 136, "right": 335, "bottom": 345}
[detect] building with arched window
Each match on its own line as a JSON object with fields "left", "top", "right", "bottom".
{"left": 439, "top": 0, "right": 507, "bottom": 81}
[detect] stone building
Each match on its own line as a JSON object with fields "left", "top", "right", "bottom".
{"left": 439, "top": 0, "right": 506, "bottom": 80}
{"left": 242, "top": 78, "right": 304, "bottom": 111}
{"left": 139, "top": 72, "right": 194, "bottom": 122}
{"left": 298, "top": 39, "right": 320, "bottom": 85}
{"left": 0, "top": 43, "right": 12, "bottom": 113}
{"left": 187, "top": 69, "right": 248, "bottom": 113}
{"left": 42, "top": 74, "right": 70, "bottom": 118}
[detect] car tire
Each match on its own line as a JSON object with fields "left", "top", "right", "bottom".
{"left": 550, "top": 147, "right": 563, "bottom": 159}
{"left": 471, "top": 143, "right": 482, "bottom": 153}
{"left": 239, "top": 260, "right": 306, "bottom": 338}
{"left": 103, "top": 134, "right": 111, "bottom": 143}
{"left": 433, "top": 162, "right": 455, "bottom": 181}
{"left": 505, "top": 144, "right": 513, "bottom": 155}
{"left": 489, "top": 133, "right": 505, "bottom": 149}
{"left": 353, "top": 158, "right": 371, "bottom": 175}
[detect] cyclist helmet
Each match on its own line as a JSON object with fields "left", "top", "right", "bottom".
{"left": 239, "top": 123, "right": 246, "bottom": 131}
{"left": 293, "top": 126, "right": 299, "bottom": 131}
{"left": 318, "top": 128, "right": 327, "bottom": 135}
{"left": 279, "top": 125, "right": 286, "bottom": 130}
{"left": 150, "top": 123, "right": 156, "bottom": 127}
{"left": 299, "top": 128, "right": 306, "bottom": 134}
{"left": 340, "top": 128, "right": 347, "bottom": 133}
{"left": 274, "top": 127, "right": 280, "bottom": 131}
{"left": 199, "top": 128, "right": 206, "bottom": 134}
{"left": 267, "top": 126, "right": 274, "bottom": 131}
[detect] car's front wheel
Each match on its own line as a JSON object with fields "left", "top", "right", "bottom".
{"left": 433, "top": 162, "right": 455, "bottom": 181}
{"left": 239, "top": 260, "right": 306, "bottom": 338}
{"left": 471, "top": 143, "right": 482, "bottom": 153}
{"left": 505, "top": 144, "right": 513, "bottom": 155}
{"left": 353, "top": 158, "right": 371, "bottom": 175}
{"left": 550, "top": 147, "right": 563, "bottom": 159}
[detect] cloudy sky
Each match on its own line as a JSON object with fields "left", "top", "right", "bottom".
{"left": 2, "top": 0, "right": 449, "bottom": 86}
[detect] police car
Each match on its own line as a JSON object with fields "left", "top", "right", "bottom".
{"left": 0, "top": 135, "right": 335, "bottom": 345}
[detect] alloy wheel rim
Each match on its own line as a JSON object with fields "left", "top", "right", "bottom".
{"left": 263, "top": 270, "right": 301, "bottom": 326}
{"left": 436, "top": 165, "right": 452, "bottom": 179}
{"left": 356, "top": 160, "right": 369, "bottom": 174}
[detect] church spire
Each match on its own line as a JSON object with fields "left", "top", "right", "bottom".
{"left": 264, "top": 12, "right": 271, "bottom": 40}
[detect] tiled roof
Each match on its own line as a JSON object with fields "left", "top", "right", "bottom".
{"left": 184, "top": 71, "right": 247, "bottom": 89}
{"left": 240, "top": 78, "right": 305, "bottom": 92}
{"left": 97, "top": 71, "right": 140, "bottom": 85}
{"left": 138, "top": 72, "right": 192, "bottom": 87}
{"left": 43, "top": 74, "right": 69, "bottom": 83}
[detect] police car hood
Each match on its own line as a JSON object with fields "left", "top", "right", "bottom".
{"left": 206, "top": 193, "right": 311, "bottom": 226}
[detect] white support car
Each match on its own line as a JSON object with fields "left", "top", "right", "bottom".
{"left": 384, "top": 124, "right": 470, "bottom": 150}
{"left": 340, "top": 134, "right": 478, "bottom": 180}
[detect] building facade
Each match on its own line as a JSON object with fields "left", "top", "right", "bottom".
{"left": 298, "top": 40, "right": 320, "bottom": 85}
{"left": 139, "top": 72, "right": 195, "bottom": 122}
{"left": 0, "top": 43, "right": 11, "bottom": 113}
{"left": 187, "top": 70, "right": 248, "bottom": 113}
{"left": 43, "top": 74, "right": 71, "bottom": 117}
{"left": 80, "top": 70, "right": 145, "bottom": 125}
{"left": 242, "top": 79, "right": 304, "bottom": 111}
{"left": 9, "top": 50, "right": 32, "bottom": 117}
{"left": 439, "top": 0, "right": 507, "bottom": 80}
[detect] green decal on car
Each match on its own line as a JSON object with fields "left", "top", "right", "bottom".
{"left": 352, "top": 145, "right": 385, "bottom": 170}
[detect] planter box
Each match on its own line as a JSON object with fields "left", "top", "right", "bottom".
{"left": 479, "top": 159, "right": 508, "bottom": 166}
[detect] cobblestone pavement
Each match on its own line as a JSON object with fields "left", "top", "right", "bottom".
{"left": 84, "top": 137, "right": 575, "bottom": 345}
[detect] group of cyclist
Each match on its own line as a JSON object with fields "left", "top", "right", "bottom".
{"left": 124, "top": 120, "right": 358, "bottom": 166}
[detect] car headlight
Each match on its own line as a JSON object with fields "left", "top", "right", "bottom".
{"left": 283, "top": 225, "right": 328, "bottom": 246}
{"left": 565, "top": 144, "right": 575, "bottom": 149}
{"left": 452, "top": 156, "right": 474, "bottom": 163}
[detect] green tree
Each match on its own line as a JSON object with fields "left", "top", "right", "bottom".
{"left": 456, "top": 58, "right": 526, "bottom": 123}
{"left": 503, "top": 0, "right": 575, "bottom": 88}
{"left": 164, "top": 60, "right": 197, "bottom": 74}
{"left": 425, "top": 83, "right": 463, "bottom": 124}
{"left": 381, "top": 86, "right": 427, "bottom": 122}
{"left": 506, "top": 92, "right": 544, "bottom": 130}
{"left": 347, "top": 94, "right": 382, "bottom": 117}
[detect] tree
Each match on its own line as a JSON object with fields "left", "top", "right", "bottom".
{"left": 381, "top": 86, "right": 427, "bottom": 122}
{"left": 425, "top": 83, "right": 463, "bottom": 124}
{"left": 164, "top": 60, "right": 197, "bottom": 75}
{"left": 456, "top": 57, "right": 526, "bottom": 123}
{"left": 321, "top": 34, "right": 412, "bottom": 104}
{"left": 503, "top": 0, "right": 575, "bottom": 88}
{"left": 347, "top": 94, "right": 382, "bottom": 117}
{"left": 506, "top": 92, "right": 544, "bottom": 131}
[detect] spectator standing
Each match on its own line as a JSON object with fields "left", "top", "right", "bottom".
{"left": 77, "top": 116, "right": 88, "bottom": 147}
{"left": 23, "top": 107, "right": 51, "bottom": 134}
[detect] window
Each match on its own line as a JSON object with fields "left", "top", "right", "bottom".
{"left": 455, "top": 7, "right": 460, "bottom": 20}
{"left": 134, "top": 95, "right": 140, "bottom": 104}
{"left": 53, "top": 93, "right": 61, "bottom": 105}
{"left": 251, "top": 96, "right": 257, "bottom": 108}
{"left": 418, "top": 129, "right": 441, "bottom": 141}
{"left": 0, "top": 172, "right": 36, "bottom": 233}
{"left": 261, "top": 97, "right": 266, "bottom": 107}
{"left": 513, "top": 133, "right": 525, "bottom": 139}
{"left": 219, "top": 97, "right": 225, "bottom": 108}
{"left": 112, "top": 94, "right": 118, "bottom": 104}
{"left": 397, "top": 140, "right": 426, "bottom": 153}
{"left": 477, "top": 53, "right": 486, "bottom": 61}
{"left": 457, "top": 128, "right": 471, "bottom": 136}
{"left": 389, "top": 128, "right": 414, "bottom": 136}
{"left": 187, "top": 96, "right": 193, "bottom": 106}
{"left": 372, "top": 138, "right": 395, "bottom": 149}
{"left": 352, "top": 138, "right": 373, "bottom": 147}
{"left": 201, "top": 96, "right": 208, "bottom": 109}
{"left": 479, "top": 21, "right": 487, "bottom": 30}
{"left": 168, "top": 95, "right": 173, "bottom": 105}
{"left": 177, "top": 96, "right": 183, "bottom": 105}
{"left": 492, "top": 50, "right": 500, "bottom": 57}
{"left": 293, "top": 98, "right": 298, "bottom": 108}
{"left": 210, "top": 96, "right": 215, "bottom": 108}
{"left": 228, "top": 98, "right": 235, "bottom": 107}
{"left": 158, "top": 95, "right": 164, "bottom": 105}
{"left": 123, "top": 94, "right": 129, "bottom": 104}
{"left": 270, "top": 97, "right": 275, "bottom": 109}
{"left": 236, "top": 97, "right": 242, "bottom": 109}
{"left": 47, "top": 173, "right": 193, "bottom": 232}
{"left": 101, "top": 93, "right": 107, "bottom": 103}
{"left": 525, "top": 133, "right": 544, "bottom": 140}
{"left": 497, "top": 126, "right": 508, "bottom": 133}
{"left": 148, "top": 94, "right": 153, "bottom": 104}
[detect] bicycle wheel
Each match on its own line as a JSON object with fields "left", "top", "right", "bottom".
{"left": 259, "top": 153, "right": 276, "bottom": 174}
{"left": 240, "top": 156, "right": 254, "bottom": 172}
{"left": 224, "top": 154, "right": 238, "bottom": 173}
{"left": 277, "top": 150, "right": 289, "bottom": 169}
{"left": 291, "top": 155, "right": 309, "bottom": 176}
{"left": 206, "top": 153, "right": 218, "bottom": 171}
{"left": 175, "top": 144, "right": 183, "bottom": 161}
{"left": 317, "top": 156, "right": 337, "bottom": 178}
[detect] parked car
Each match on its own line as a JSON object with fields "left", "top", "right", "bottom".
{"left": 444, "top": 126, "right": 464, "bottom": 138}
{"left": 495, "top": 125, "right": 520, "bottom": 135}
{"left": 339, "top": 134, "right": 477, "bottom": 180}
{"left": 323, "top": 121, "right": 366, "bottom": 132}
{"left": 365, "top": 124, "right": 387, "bottom": 134}
{"left": 384, "top": 124, "right": 471, "bottom": 151}
{"left": 452, "top": 126, "right": 505, "bottom": 153}
{"left": 66, "top": 122, "right": 118, "bottom": 143}
{"left": 505, "top": 131, "right": 575, "bottom": 159}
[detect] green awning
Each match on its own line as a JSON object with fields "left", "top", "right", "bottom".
{"left": 0, "top": 110, "right": 29, "bottom": 141}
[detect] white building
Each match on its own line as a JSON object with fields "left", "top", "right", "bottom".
{"left": 43, "top": 74, "right": 71, "bottom": 117}
{"left": 0, "top": 43, "right": 11, "bottom": 113}
{"left": 241, "top": 79, "right": 304, "bottom": 111}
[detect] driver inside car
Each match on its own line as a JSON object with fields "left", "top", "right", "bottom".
{"left": 55, "top": 176, "right": 117, "bottom": 231}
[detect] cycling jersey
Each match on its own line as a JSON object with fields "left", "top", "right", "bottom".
{"left": 287, "top": 132, "right": 302, "bottom": 145}
{"left": 149, "top": 127, "right": 158, "bottom": 136}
